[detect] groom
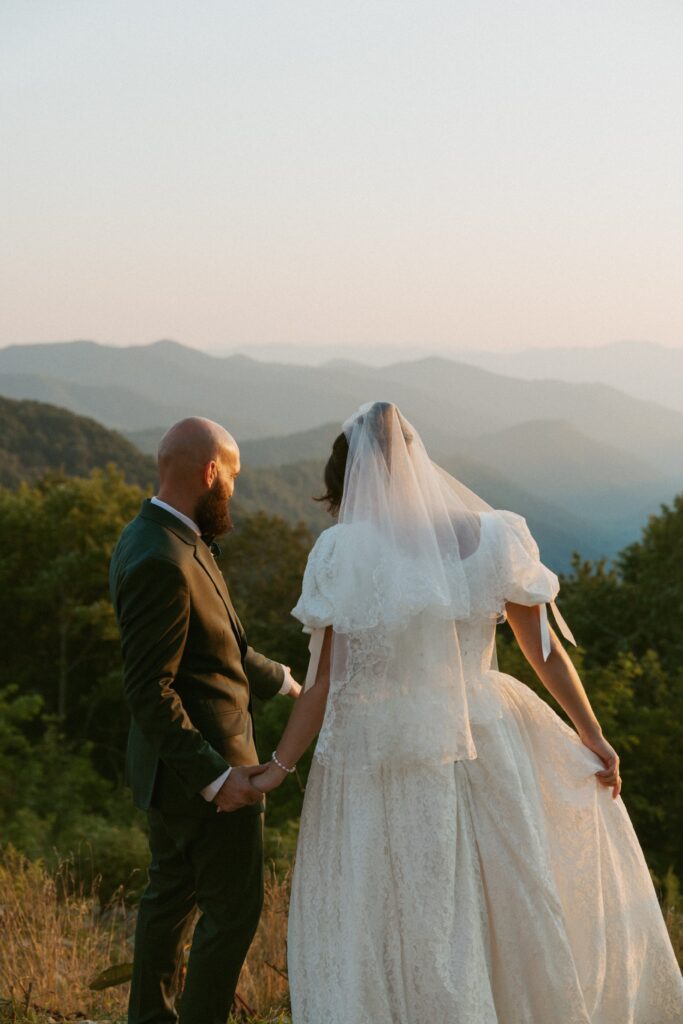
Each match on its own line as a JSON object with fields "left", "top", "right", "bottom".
{"left": 110, "top": 416, "right": 300, "bottom": 1024}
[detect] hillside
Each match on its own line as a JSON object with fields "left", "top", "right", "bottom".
{"left": 0, "top": 396, "right": 157, "bottom": 488}
{"left": 0, "top": 397, "right": 328, "bottom": 532}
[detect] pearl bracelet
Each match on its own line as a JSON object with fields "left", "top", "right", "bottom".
{"left": 271, "top": 749, "right": 296, "bottom": 774}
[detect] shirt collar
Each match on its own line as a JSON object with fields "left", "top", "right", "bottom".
{"left": 150, "top": 496, "right": 200, "bottom": 536}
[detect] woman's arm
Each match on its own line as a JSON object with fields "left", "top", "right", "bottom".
{"left": 253, "top": 626, "right": 333, "bottom": 792}
{"left": 504, "top": 601, "right": 622, "bottom": 798}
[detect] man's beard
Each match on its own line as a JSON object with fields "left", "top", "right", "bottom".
{"left": 195, "top": 477, "right": 233, "bottom": 541}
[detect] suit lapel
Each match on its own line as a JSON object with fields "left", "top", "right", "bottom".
{"left": 194, "top": 542, "right": 244, "bottom": 650}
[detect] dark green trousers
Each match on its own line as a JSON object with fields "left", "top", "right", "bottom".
{"left": 128, "top": 804, "right": 264, "bottom": 1024}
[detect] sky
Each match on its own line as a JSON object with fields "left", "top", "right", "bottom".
{"left": 1, "top": 1, "right": 682, "bottom": 356}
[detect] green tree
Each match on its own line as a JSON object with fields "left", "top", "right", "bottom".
{"left": 0, "top": 467, "right": 146, "bottom": 780}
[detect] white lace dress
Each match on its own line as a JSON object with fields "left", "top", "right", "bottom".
{"left": 286, "top": 512, "right": 683, "bottom": 1024}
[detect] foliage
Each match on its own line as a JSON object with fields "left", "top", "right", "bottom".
{"left": 557, "top": 494, "right": 683, "bottom": 674}
{"left": 0, "top": 467, "right": 146, "bottom": 778}
{"left": 0, "top": 395, "right": 157, "bottom": 488}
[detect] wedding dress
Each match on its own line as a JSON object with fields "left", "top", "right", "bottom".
{"left": 286, "top": 403, "right": 683, "bottom": 1024}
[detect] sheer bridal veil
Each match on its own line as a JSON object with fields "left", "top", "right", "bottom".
{"left": 292, "top": 401, "right": 575, "bottom": 771}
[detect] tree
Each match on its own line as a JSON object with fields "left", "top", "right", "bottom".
{"left": 0, "top": 467, "right": 145, "bottom": 779}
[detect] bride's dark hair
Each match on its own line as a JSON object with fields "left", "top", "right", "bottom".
{"left": 315, "top": 431, "right": 349, "bottom": 516}
{"left": 316, "top": 402, "right": 413, "bottom": 516}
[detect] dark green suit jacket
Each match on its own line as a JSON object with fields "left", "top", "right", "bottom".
{"left": 109, "top": 499, "right": 284, "bottom": 817}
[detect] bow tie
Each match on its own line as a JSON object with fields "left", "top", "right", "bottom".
{"left": 201, "top": 536, "right": 222, "bottom": 558}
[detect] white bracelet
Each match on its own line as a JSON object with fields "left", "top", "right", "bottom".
{"left": 271, "top": 749, "right": 296, "bottom": 774}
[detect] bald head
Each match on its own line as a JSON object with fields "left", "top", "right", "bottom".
{"left": 158, "top": 417, "right": 237, "bottom": 483}
{"left": 155, "top": 418, "right": 240, "bottom": 538}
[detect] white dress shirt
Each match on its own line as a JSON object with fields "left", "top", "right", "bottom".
{"left": 149, "top": 496, "right": 295, "bottom": 802}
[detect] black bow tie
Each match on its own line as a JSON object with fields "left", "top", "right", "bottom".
{"left": 202, "top": 536, "right": 222, "bottom": 558}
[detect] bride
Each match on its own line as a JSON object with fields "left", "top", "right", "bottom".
{"left": 254, "top": 401, "right": 683, "bottom": 1023}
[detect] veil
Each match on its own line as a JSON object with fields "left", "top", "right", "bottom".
{"left": 292, "top": 401, "right": 575, "bottom": 771}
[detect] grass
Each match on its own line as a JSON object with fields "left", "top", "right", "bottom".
{"left": 0, "top": 846, "right": 681, "bottom": 1024}
{"left": 0, "top": 847, "right": 290, "bottom": 1023}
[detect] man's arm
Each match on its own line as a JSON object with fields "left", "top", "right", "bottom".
{"left": 243, "top": 644, "right": 287, "bottom": 700}
{"left": 115, "top": 556, "right": 230, "bottom": 798}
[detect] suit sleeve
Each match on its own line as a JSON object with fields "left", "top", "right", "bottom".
{"left": 115, "top": 556, "right": 230, "bottom": 797}
{"left": 243, "top": 645, "right": 285, "bottom": 700}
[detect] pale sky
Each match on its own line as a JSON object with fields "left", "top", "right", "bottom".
{"left": 1, "top": 1, "right": 682, "bottom": 355}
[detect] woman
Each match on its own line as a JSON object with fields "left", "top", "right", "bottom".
{"left": 255, "top": 401, "right": 683, "bottom": 1023}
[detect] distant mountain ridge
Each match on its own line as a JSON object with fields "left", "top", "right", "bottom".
{"left": 1, "top": 340, "right": 680, "bottom": 568}
{"left": 1, "top": 340, "right": 682, "bottom": 476}
{"left": 230, "top": 339, "right": 683, "bottom": 414}
{"left": 122, "top": 417, "right": 630, "bottom": 568}
{"left": 0, "top": 395, "right": 609, "bottom": 570}
{"left": 451, "top": 340, "right": 683, "bottom": 414}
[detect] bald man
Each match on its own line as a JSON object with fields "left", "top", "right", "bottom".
{"left": 109, "top": 417, "right": 300, "bottom": 1024}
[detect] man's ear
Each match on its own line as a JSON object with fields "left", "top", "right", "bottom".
{"left": 202, "top": 460, "right": 218, "bottom": 488}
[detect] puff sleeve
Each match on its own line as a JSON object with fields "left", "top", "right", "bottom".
{"left": 497, "top": 510, "right": 577, "bottom": 661}
{"left": 291, "top": 526, "right": 340, "bottom": 690}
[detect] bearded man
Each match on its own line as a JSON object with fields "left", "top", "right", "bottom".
{"left": 109, "top": 417, "right": 300, "bottom": 1024}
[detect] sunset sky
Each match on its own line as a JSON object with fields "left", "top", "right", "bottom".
{"left": 1, "top": 1, "right": 682, "bottom": 355}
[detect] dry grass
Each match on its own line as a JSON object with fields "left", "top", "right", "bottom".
{"left": 1, "top": 845, "right": 681, "bottom": 1024}
{"left": 0, "top": 847, "right": 290, "bottom": 1023}
{"left": 234, "top": 865, "right": 291, "bottom": 1017}
{"left": 0, "top": 846, "right": 131, "bottom": 1022}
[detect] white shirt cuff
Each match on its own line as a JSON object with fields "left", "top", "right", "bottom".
{"left": 278, "top": 664, "right": 296, "bottom": 695}
{"left": 200, "top": 767, "right": 232, "bottom": 801}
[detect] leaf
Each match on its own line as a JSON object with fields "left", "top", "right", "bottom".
{"left": 88, "top": 961, "right": 134, "bottom": 990}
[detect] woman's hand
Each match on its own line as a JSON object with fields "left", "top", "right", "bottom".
{"left": 580, "top": 730, "right": 622, "bottom": 799}
{"left": 251, "top": 761, "right": 288, "bottom": 794}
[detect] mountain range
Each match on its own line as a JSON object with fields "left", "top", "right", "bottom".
{"left": 0, "top": 339, "right": 680, "bottom": 568}
{"left": 232, "top": 340, "right": 683, "bottom": 413}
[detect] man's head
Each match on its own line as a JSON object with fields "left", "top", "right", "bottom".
{"left": 157, "top": 417, "right": 240, "bottom": 539}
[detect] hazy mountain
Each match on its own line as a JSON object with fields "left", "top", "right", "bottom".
{"left": 162, "top": 404, "right": 674, "bottom": 559}
{"left": 0, "top": 394, "right": 642, "bottom": 570}
{"left": 231, "top": 342, "right": 419, "bottom": 366}
{"left": 125, "top": 421, "right": 342, "bottom": 466}
{"left": 451, "top": 340, "right": 683, "bottom": 414}
{"left": 2, "top": 340, "right": 681, "bottom": 563}
{"left": 453, "top": 419, "right": 675, "bottom": 553}
{"left": 372, "top": 356, "right": 683, "bottom": 475}
{"left": 0, "top": 396, "right": 157, "bottom": 487}
{"left": 0, "top": 372, "right": 180, "bottom": 431}
{"left": 2, "top": 341, "right": 682, "bottom": 479}
{"left": 235, "top": 339, "right": 683, "bottom": 414}
{"left": 124, "top": 421, "right": 610, "bottom": 567}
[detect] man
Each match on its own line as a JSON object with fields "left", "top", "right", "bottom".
{"left": 109, "top": 416, "right": 300, "bottom": 1024}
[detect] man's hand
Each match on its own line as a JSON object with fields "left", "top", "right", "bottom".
{"left": 214, "top": 764, "right": 269, "bottom": 813}
{"left": 287, "top": 679, "right": 302, "bottom": 699}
